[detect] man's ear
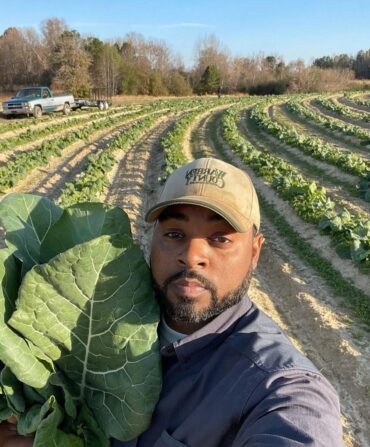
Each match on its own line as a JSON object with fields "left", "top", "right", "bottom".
{"left": 251, "top": 232, "right": 264, "bottom": 270}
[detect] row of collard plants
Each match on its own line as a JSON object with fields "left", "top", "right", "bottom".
{"left": 221, "top": 107, "right": 370, "bottom": 267}
{"left": 159, "top": 97, "right": 241, "bottom": 182}
{"left": 343, "top": 91, "right": 370, "bottom": 108}
{"left": 315, "top": 95, "right": 370, "bottom": 122}
{"left": 286, "top": 97, "right": 370, "bottom": 144}
{"left": 0, "top": 106, "right": 99, "bottom": 134}
{"left": 58, "top": 97, "right": 236, "bottom": 204}
{"left": 58, "top": 112, "right": 165, "bottom": 206}
{"left": 0, "top": 106, "right": 139, "bottom": 152}
{"left": 0, "top": 104, "right": 169, "bottom": 193}
{"left": 249, "top": 101, "right": 370, "bottom": 201}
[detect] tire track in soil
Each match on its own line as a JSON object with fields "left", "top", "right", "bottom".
{"left": 188, "top": 109, "right": 370, "bottom": 447}
{"left": 103, "top": 115, "right": 178, "bottom": 260}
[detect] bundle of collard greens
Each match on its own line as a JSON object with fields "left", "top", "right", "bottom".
{"left": 0, "top": 193, "right": 161, "bottom": 446}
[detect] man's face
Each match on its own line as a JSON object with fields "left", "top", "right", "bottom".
{"left": 150, "top": 204, "right": 263, "bottom": 333}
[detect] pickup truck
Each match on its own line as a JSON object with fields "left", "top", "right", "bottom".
{"left": 2, "top": 87, "right": 75, "bottom": 118}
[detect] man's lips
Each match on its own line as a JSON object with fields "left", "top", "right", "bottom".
{"left": 171, "top": 278, "right": 208, "bottom": 297}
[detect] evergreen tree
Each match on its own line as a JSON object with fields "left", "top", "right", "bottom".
{"left": 198, "top": 64, "right": 220, "bottom": 94}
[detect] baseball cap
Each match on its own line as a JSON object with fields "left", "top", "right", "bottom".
{"left": 145, "top": 157, "right": 260, "bottom": 232}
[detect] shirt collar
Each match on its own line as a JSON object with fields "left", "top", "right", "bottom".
{"left": 160, "top": 296, "right": 253, "bottom": 363}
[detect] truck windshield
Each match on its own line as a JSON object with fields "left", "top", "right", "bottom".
{"left": 15, "top": 88, "right": 42, "bottom": 98}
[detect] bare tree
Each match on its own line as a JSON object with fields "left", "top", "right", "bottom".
{"left": 192, "top": 35, "right": 230, "bottom": 91}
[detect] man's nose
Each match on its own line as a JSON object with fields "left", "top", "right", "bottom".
{"left": 177, "top": 238, "right": 209, "bottom": 269}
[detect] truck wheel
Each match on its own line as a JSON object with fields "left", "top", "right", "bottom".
{"left": 63, "top": 103, "right": 71, "bottom": 115}
{"left": 33, "top": 106, "right": 42, "bottom": 118}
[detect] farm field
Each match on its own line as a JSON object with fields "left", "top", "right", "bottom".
{"left": 0, "top": 93, "right": 369, "bottom": 447}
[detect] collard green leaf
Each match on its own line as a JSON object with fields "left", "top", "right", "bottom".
{"left": 351, "top": 240, "right": 370, "bottom": 262}
{"left": 77, "top": 402, "right": 110, "bottom": 447}
{"left": 9, "top": 233, "right": 161, "bottom": 441}
{"left": 0, "top": 393, "right": 13, "bottom": 421}
{"left": 17, "top": 400, "right": 50, "bottom": 435}
{"left": 0, "top": 249, "right": 52, "bottom": 388}
{"left": 32, "top": 396, "right": 84, "bottom": 447}
{"left": 40, "top": 202, "right": 131, "bottom": 263}
{"left": 49, "top": 372, "right": 78, "bottom": 419}
{"left": 0, "top": 193, "right": 63, "bottom": 273}
{"left": 0, "top": 366, "right": 25, "bottom": 413}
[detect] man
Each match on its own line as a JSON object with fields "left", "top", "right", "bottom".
{"left": 0, "top": 158, "right": 343, "bottom": 446}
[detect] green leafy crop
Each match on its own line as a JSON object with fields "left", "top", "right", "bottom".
{"left": 0, "top": 193, "right": 161, "bottom": 445}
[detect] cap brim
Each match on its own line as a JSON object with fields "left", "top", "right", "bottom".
{"left": 145, "top": 196, "right": 253, "bottom": 233}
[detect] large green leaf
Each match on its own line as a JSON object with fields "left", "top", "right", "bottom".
{"left": 9, "top": 234, "right": 161, "bottom": 441}
{"left": 40, "top": 202, "right": 131, "bottom": 263}
{"left": 0, "top": 249, "right": 52, "bottom": 388}
{"left": 0, "top": 194, "right": 63, "bottom": 273}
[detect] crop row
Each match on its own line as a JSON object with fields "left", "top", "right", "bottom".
{"left": 249, "top": 101, "right": 369, "bottom": 180}
{"left": 315, "top": 96, "right": 370, "bottom": 122}
{"left": 159, "top": 98, "right": 239, "bottom": 182}
{"left": 0, "top": 106, "right": 165, "bottom": 193}
{"left": 286, "top": 98, "right": 370, "bottom": 143}
{"left": 222, "top": 107, "right": 370, "bottom": 266}
{"left": 0, "top": 105, "right": 144, "bottom": 151}
{"left": 0, "top": 106, "right": 100, "bottom": 134}
{"left": 343, "top": 92, "right": 370, "bottom": 108}
{"left": 59, "top": 113, "right": 165, "bottom": 206}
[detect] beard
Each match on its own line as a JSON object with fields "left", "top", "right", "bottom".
{"left": 151, "top": 267, "right": 253, "bottom": 324}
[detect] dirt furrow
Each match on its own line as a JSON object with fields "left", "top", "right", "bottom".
{"left": 104, "top": 115, "right": 178, "bottom": 256}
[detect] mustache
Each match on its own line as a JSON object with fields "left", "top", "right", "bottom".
{"left": 162, "top": 269, "right": 215, "bottom": 291}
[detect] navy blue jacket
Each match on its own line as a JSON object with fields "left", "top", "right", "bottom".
{"left": 113, "top": 297, "right": 343, "bottom": 446}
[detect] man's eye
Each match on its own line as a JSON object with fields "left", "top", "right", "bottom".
{"left": 211, "top": 236, "right": 231, "bottom": 244}
{"left": 164, "top": 231, "right": 183, "bottom": 239}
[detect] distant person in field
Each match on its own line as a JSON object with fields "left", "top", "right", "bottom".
{"left": 0, "top": 158, "right": 344, "bottom": 446}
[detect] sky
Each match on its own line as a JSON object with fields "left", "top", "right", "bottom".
{"left": 1, "top": 0, "right": 369, "bottom": 68}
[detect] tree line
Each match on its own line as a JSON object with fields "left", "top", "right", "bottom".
{"left": 313, "top": 50, "right": 370, "bottom": 79}
{"left": 0, "top": 18, "right": 368, "bottom": 97}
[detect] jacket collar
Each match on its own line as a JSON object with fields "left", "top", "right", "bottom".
{"left": 160, "top": 296, "right": 253, "bottom": 363}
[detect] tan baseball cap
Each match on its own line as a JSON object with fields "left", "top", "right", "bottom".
{"left": 145, "top": 157, "right": 260, "bottom": 232}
